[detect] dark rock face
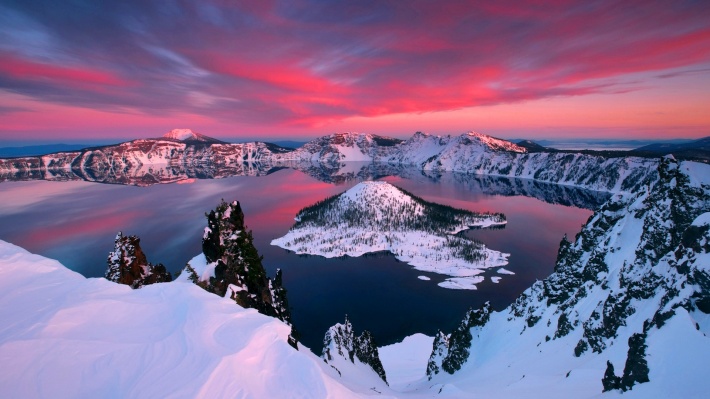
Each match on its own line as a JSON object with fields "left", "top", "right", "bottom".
{"left": 426, "top": 302, "right": 492, "bottom": 378}
{"left": 188, "top": 199, "right": 291, "bottom": 324}
{"left": 602, "top": 361, "right": 621, "bottom": 392}
{"left": 602, "top": 331, "right": 650, "bottom": 393}
{"left": 354, "top": 330, "right": 387, "bottom": 383}
{"left": 620, "top": 332, "right": 650, "bottom": 390}
{"left": 105, "top": 232, "right": 172, "bottom": 289}
{"left": 426, "top": 330, "right": 449, "bottom": 379}
{"left": 321, "top": 316, "right": 388, "bottom": 384}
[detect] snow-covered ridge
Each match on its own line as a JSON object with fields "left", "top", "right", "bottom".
{"left": 1, "top": 130, "right": 659, "bottom": 195}
{"left": 464, "top": 131, "right": 527, "bottom": 152}
{"left": 272, "top": 130, "right": 657, "bottom": 195}
{"left": 273, "top": 131, "right": 404, "bottom": 164}
{"left": 0, "top": 240, "right": 387, "bottom": 398}
{"left": 420, "top": 157, "right": 710, "bottom": 397}
{"left": 0, "top": 137, "right": 292, "bottom": 186}
{"left": 272, "top": 181, "right": 509, "bottom": 289}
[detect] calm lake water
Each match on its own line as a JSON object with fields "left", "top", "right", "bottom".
{"left": 0, "top": 167, "right": 596, "bottom": 350}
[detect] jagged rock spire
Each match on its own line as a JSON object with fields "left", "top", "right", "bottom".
{"left": 321, "top": 316, "right": 387, "bottom": 384}
{"left": 105, "top": 232, "right": 172, "bottom": 289}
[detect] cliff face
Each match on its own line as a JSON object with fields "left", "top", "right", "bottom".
{"left": 105, "top": 232, "right": 172, "bottom": 289}
{"left": 425, "top": 157, "right": 710, "bottom": 395}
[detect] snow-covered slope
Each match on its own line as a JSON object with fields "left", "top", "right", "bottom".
{"left": 274, "top": 132, "right": 403, "bottom": 164}
{"left": 0, "top": 137, "right": 293, "bottom": 186}
{"left": 379, "top": 334, "right": 434, "bottom": 391}
{"left": 0, "top": 240, "right": 387, "bottom": 399}
{"left": 1, "top": 130, "right": 659, "bottom": 195}
{"left": 276, "top": 130, "right": 657, "bottom": 195}
{"left": 417, "top": 157, "right": 710, "bottom": 398}
{"left": 272, "top": 181, "right": 509, "bottom": 289}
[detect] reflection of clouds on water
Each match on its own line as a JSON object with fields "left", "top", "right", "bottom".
{"left": 0, "top": 180, "right": 104, "bottom": 215}
{"left": 0, "top": 165, "right": 594, "bottom": 349}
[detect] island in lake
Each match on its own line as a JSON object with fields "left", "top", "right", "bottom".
{"left": 272, "top": 181, "right": 510, "bottom": 289}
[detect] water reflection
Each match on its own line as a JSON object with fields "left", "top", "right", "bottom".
{"left": 0, "top": 166, "right": 594, "bottom": 350}
{"left": 1, "top": 161, "right": 609, "bottom": 209}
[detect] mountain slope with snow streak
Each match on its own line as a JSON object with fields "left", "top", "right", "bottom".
{"left": 272, "top": 181, "right": 508, "bottom": 289}
{"left": 0, "top": 140, "right": 293, "bottom": 186}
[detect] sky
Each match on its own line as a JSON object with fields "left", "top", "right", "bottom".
{"left": 0, "top": 0, "right": 709, "bottom": 144}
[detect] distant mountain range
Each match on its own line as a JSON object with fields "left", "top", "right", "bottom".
{"left": 0, "top": 129, "right": 668, "bottom": 193}
{"left": 516, "top": 136, "right": 710, "bottom": 162}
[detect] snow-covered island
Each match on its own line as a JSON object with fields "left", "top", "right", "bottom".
{"left": 272, "top": 181, "right": 509, "bottom": 289}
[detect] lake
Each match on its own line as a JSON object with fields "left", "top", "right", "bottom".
{"left": 0, "top": 165, "right": 599, "bottom": 350}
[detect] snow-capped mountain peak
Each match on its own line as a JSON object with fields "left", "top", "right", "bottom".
{"left": 462, "top": 131, "right": 527, "bottom": 153}
{"left": 162, "top": 128, "right": 223, "bottom": 143}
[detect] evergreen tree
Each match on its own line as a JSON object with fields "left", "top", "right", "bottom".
{"left": 426, "top": 330, "right": 449, "bottom": 379}
{"left": 191, "top": 200, "right": 292, "bottom": 324}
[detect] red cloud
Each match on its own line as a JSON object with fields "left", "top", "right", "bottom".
{"left": 0, "top": 0, "right": 708, "bottom": 134}
{"left": 0, "top": 52, "right": 130, "bottom": 90}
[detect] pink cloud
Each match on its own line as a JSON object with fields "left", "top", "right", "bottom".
{"left": 0, "top": 0, "right": 709, "bottom": 140}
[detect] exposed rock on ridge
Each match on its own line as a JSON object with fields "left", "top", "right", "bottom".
{"left": 105, "top": 232, "right": 172, "bottom": 288}
{"left": 322, "top": 316, "right": 388, "bottom": 384}
{"left": 424, "top": 156, "right": 710, "bottom": 394}
{"left": 182, "top": 200, "right": 291, "bottom": 324}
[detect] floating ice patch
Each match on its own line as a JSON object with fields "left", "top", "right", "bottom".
{"left": 497, "top": 268, "right": 515, "bottom": 275}
{"left": 438, "top": 276, "right": 485, "bottom": 290}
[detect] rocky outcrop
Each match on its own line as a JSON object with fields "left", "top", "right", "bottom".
{"left": 105, "top": 232, "right": 172, "bottom": 288}
{"left": 425, "top": 156, "right": 710, "bottom": 392}
{"left": 322, "top": 316, "right": 388, "bottom": 384}
{"left": 183, "top": 199, "right": 292, "bottom": 324}
{"left": 426, "top": 302, "right": 491, "bottom": 377}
